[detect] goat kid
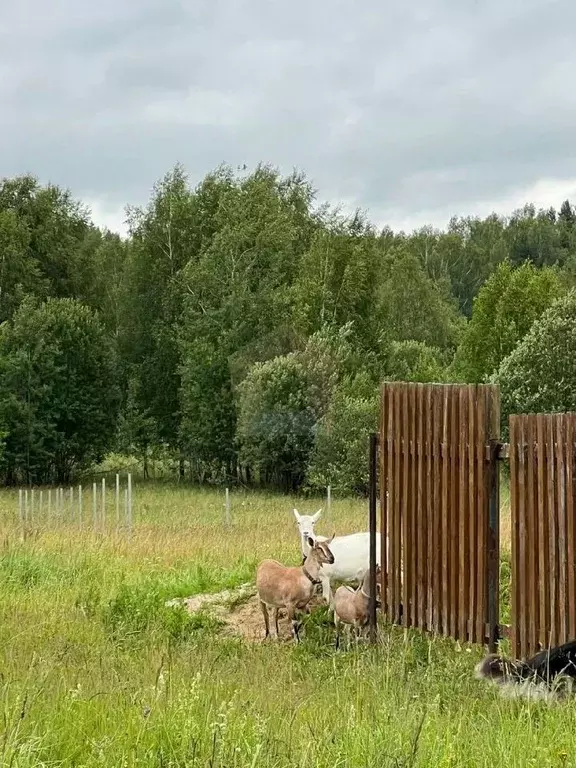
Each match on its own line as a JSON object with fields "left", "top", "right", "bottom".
{"left": 475, "top": 638, "right": 576, "bottom": 700}
{"left": 293, "top": 508, "right": 387, "bottom": 610}
{"left": 256, "top": 535, "right": 335, "bottom": 642}
{"left": 334, "top": 565, "right": 381, "bottom": 649}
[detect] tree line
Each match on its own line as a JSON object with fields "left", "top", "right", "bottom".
{"left": 1, "top": 164, "right": 576, "bottom": 493}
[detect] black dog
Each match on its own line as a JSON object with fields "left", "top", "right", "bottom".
{"left": 476, "top": 639, "right": 576, "bottom": 699}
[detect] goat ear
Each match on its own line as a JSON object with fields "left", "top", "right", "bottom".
{"left": 312, "top": 508, "right": 322, "bottom": 523}
{"left": 307, "top": 536, "right": 315, "bottom": 548}
{"left": 293, "top": 508, "right": 301, "bottom": 521}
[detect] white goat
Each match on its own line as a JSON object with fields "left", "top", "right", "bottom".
{"left": 293, "top": 508, "right": 385, "bottom": 610}
{"left": 256, "top": 535, "right": 335, "bottom": 642}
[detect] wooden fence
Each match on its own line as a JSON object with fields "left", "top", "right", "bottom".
{"left": 379, "top": 383, "right": 500, "bottom": 647}
{"left": 373, "top": 383, "right": 576, "bottom": 659}
{"left": 510, "top": 413, "right": 576, "bottom": 658}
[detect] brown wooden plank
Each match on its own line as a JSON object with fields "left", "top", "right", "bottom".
{"left": 536, "top": 413, "right": 549, "bottom": 653}
{"left": 556, "top": 414, "right": 568, "bottom": 645}
{"left": 380, "top": 384, "right": 389, "bottom": 616}
{"left": 425, "top": 385, "right": 434, "bottom": 631}
{"left": 472, "top": 388, "right": 487, "bottom": 644}
{"left": 441, "top": 387, "right": 450, "bottom": 636}
{"left": 416, "top": 385, "right": 426, "bottom": 630}
{"left": 510, "top": 417, "right": 520, "bottom": 658}
{"left": 431, "top": 385, "right": 443, "bottom": 634}
{"left": 486, "top": 385, "right": 501, "bottom": 652}
{"left": 388, "top": 384, "right": 400, "bottom": 623}
{"left": 565, "top": 413, "right": 576, "bottom": 637}
{"left": 401, "top": 385, "right": 410, "bottom": 626}
{"left": 395, "top": 384, "right": 404, "bottom": 624}
{"left": 410, "top": 384, "right": 418, "bottom": 628}
{"left": 449, "top": 385, "right": 460, "bottom": 638}
{"left": 458, "top": 385, "right": 469, "bottom": 641}
{"left": 525, "top": 415, "right": 538, "bottom": 657}
{"left": 467, "top": 385, "right": 478, "bottom": 642}
{"left": 546, "top": 415, "right": 558, "bottom": 649}
{"left": 518, "top": 416, "right": 529, "bottom": 657}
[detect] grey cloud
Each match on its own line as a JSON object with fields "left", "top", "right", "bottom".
{"left": 2, "top": 0, "right": 576, "bottom": 228}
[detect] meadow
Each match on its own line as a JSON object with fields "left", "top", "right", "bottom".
{"left": 0, "top": 481, "right": 574, "bottom": 768}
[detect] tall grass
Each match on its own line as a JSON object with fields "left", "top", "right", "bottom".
{"left": 0, "top": 480, "right": 570, "bottom": 768}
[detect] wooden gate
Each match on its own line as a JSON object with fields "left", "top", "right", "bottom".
{"left": 509, "top": 413, "right": 576, "bottom": 659}
{"left": 379, "top": 383, "right": 500, "bottom": 647}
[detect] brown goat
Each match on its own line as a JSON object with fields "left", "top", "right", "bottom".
{"left": 256, "top": 535, "right": 335, "bottom": 642}
{"left": 334, "top": 565, "right": 381, "bottom": 649}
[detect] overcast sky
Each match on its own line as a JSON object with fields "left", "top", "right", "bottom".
{"left": 3, "top": 0, "right": 576, "bottom": 236}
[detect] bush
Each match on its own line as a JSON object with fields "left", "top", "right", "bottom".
{"left": 305, "top": 376, "right": 378, "bottom": 496}
{"left": 492, "top": 290, "right": 576, "bottom": 435}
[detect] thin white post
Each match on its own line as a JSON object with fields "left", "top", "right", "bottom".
{"left": 225, "top": 487, "right": 230, "bottom": 527}
{"left": 39, "top": 490, "right": 43, "bottom": 520}
{"left": 78, "top": 485, "right": 83, "bottom": 528}
{"left": 18, "top": 489, "right": 23, "bottom": 526}
{"left": 127, "top": 473, "right": 132, "bottom": 533}
{"left": 24, "top": 489, "right": 29, "bottom": 522}
{"left": 30, "top": 489, "right": 34, "bottom": 522}
{"left": 115, "top": 473, "right": 120, "bottom": 529}
{"left": 48, "top": 489, "right": 52, "bottom": 520}
{"left": 327, "top": 485, "right": 332, "bottom": 523}
{"left": 92, "top": 482, "right": 97, "bottom": 528}
{"left": 69, "top": 487, "right": 74, "bottom": 524}
{"left": 124, "top": 488, "right": 129, "bottom": 531}
{"left": 101, "top": 478, "right": 106, "bottom": 531}
{"left": 59, "top": 488, "right": 63, "bottom": 516}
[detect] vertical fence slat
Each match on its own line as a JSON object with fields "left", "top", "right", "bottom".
{"left": 567, "top": 416, "right": 576, "bottom": 641}
{"left": 448, "top": 386, "right": 459, "bottom": 638}
{"left": 432, "top": 386, "right": 443, "bottom": 634}
{"left": 380, "top": 385, "right": 389, "bottom": 616}
{"left": 425, "top": 385, "right": 434, "bottom": 631}
{"left": 510, "top": 418, "right": 520, "bottom": 658}
{"left": 416, "top": 384, "right": 425, "bottom": 630}
{"left": 474, "top": 388, "right": 486, "bottom": 645}
{"left": 526, "top": 415, "right": 538, "bottom": 657}
{"left": 487, "top": 386, "right": 500, "bottom": 652}
{"left": 440, "top": 388, "right": 449, "bottom": 635}
{"left": 401, "top": 386, "right": 410, "bottom": 625}
{"left": 519, "top": 416, "right": 529, "bottom": 657}
{"left": 392, "top": 384, "right": 402, "bottom": 623}
{"left": 556, "top": 415, "right": 568, "bottom": 645}
{"left": 545, "top": 416, "right": 557, "bottom": 649}
{"left": 536, "top": 414, "right": 547, "bottom": 651}
{"left": 467, "top": 386, "right": 477, "bottom": 642}
{"left": 457, "top": 387, "right": 469, "bottom": 641}
{"left": 408, "top": 384, "right": 418, "bottom": 627}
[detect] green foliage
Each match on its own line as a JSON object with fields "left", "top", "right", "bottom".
{"left": 1, "top": 164, "right": 576, "bottom": 491}
{"left": 0, "top": 297, "right": 119, "bottom": 483}
{"left": 387, "top": 340, "right": 449, "bottom": 383}
{"left": 236, "top": 354, "right": 315, "bottom": 489}
{"left": 305, "top": 378, "right": 378, "bottom": 495}
{"left": 493, "top": 290, "right": 576, "bottom": 433}
{"left": 455, "top": 261, "right": 563, "bottom": 383}
{"left": 378, "top": 247, "right": 465, "bottom": 350}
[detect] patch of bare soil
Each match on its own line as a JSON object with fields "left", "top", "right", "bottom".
{"left": 166, "top": 584, "right": 326, "bottom": 642}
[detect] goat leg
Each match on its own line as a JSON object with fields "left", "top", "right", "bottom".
{"left": 274, "top": 608, "right": 280, "bottom": 638}
{"left": 260, "top": 600, "right": 270, "bottom": 640}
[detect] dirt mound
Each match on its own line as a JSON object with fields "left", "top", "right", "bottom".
{"left": 166, "top": 584, "right": 326, "bottom": 642}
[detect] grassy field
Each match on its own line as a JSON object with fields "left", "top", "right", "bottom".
{"left": 0, "top": 481, "right": 574, "bottom": 767}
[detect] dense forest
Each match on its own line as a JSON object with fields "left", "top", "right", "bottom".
{"left": 1, "top": 164, "right": 576, "bottom": 494}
